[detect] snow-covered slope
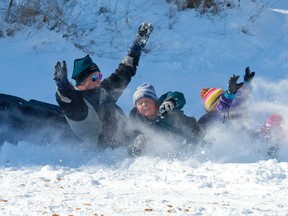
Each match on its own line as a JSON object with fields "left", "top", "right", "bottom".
{"left": 0, "top": 0, "right": 288, "bottom": 215}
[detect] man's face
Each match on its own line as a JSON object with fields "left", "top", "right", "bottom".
{"left": 77, "top": 72, "right": 102, "bottom": 90}
{"left": 136, "top": 97, "right": 158, "bottom": 119}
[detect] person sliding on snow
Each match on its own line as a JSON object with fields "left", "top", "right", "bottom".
{"left": 53, "top": 22, "right": 154, "bottom": 149}
{"left": 197, "top": 67, "right": 286, "bottom": 157}
{"left": 197, "top": 66, "right": 255, "bottom": 131}
{"left": 127, "top": 83, "right": 200, "bottom": 156}
{"left": 257, "top": 114, "right": 286, "bottom": 157}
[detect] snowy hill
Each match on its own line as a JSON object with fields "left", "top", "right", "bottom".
{"left": 0, "top": 0, "right": 288, "bottom": 215}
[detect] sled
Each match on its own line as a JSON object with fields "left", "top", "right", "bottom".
{"left": 0, "top": 93, "right": 80, "bottom": 145}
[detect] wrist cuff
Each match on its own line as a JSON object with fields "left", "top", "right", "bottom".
{"left": 224, "top": 91, "right": 236, "bottom": 99}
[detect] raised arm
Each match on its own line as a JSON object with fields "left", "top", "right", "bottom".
{"left": 101, "top": 22, "right": 154, "bottom": 101}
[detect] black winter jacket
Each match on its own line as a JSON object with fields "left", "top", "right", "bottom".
{"left": 56, "top": 63, "right": 135, "bottom": 148}
{"left": 128, "top": 92, "right": 200, "bottom": 148}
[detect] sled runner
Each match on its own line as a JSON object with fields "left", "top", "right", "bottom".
{"left": 0, "top": 93, "right": 80, "bottom": 145}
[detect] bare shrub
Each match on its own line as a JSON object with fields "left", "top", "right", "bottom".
{"left": 7, "top": 0, "right": 41, "bottom": 25}
{"left": 6, "top": 28, "right": 15, "bottom": 37}
{"left": 38, "top": 1, "right": 64, "bottom": 31}
{"left": 5, "top": 0, "right": 13, "bottom": 22}
{"left": 2, "top": 0, "right": 64, "bottom": 36}
{"left": 0, "top": 29, "right": 4, "bottom": 38}
{"left": 166, "top": 0, "right": 236, "bottom": 14}
{"left": 167, "top": 0, "right": 213, "bottom": 11}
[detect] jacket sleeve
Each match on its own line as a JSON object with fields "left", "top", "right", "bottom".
{"left": 101, "top": 63, "right": 136, "bottom": 102}
{"left": 216, "top": 91, "right": 235, "bottom": 112}
{"left": 230, "top": 81, "right": 252, "bottom": 109}
{"left": 55, "top": 82, "right": 88, "bottom": 121}
{"left": 164, "top": 109, "right": 200, "bottom": 143}
{"left": 217, "top": 81, "right": 252, "bottom": 112}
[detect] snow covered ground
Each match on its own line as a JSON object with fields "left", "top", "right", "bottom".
{"left": 1, "top": 0, "right": 288, "bottom": 215}
{"left": 1, "top": 157, "right": 288, "bottom": 215}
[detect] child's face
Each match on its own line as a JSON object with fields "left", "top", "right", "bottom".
{"left": 136, "top": 97, "right": 158, "bottom": 119}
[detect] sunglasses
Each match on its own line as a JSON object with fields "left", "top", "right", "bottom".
{"left": 91, "top": 73, "right": 103, "bottom": 82}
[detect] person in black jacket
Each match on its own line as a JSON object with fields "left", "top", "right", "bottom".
{"left": 53, "top": 22, "right": 153, "bottom": 149}
{"left": 127, "top": 83, "right": 200, "bottom": 156}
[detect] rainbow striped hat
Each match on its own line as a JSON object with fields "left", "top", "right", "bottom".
{"left": 200, "top": 87, "right": 224, "bottom": 112}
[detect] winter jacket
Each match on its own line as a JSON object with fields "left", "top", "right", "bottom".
{"left": 55, "top": 62, "right": 135, "bottom": 148}
{"left": 127, "top": 91, "right": 200, "bottom": 155}
{"left": 198, "top": 82, "right": 252, "bottom": 130}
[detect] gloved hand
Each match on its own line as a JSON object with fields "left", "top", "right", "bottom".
{"left": 159, "top": 100, "right": 175, "bottom": 116}
{"left": 54, "top": 61, "right": 68, "bottom": 89}
{"left": 134, "top": 134, "right": 146, "bottom": 151}
{"left": 228, "top": 75, "right": 243, "bottom": 94}
{"left": 128, "top": 134, "right": 146, "bottom": 157}
{"left": 244, "top": 66, "right": 255, "bottom": 83}
{"left": 128, "top": 22, "right": 154, "bottom": 57}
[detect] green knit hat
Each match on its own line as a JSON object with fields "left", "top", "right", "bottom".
{"left": 72, "top": 54, "right": 100, "bottom": 86}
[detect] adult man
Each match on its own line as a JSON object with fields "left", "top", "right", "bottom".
{"left": 53, "top": 22, "right": 153, "bottom": 148}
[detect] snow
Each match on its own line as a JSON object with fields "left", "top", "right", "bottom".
{"left": 1, "top": 0, "right": 288, "bottom": 215}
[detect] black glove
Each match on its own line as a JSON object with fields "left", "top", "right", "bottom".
{"left": 128, "top": 22, "right": 154, "bottom": 57}
{"left": 159, "top": 100, "right": 175, "bottom": 116}
{"left": 228, "top": 75, "right": 243, "bottom": 94}
{"left": 128, "top": 134, "right": 146, "bottom": 157}
{"left": 244, "top": 66, "right": 255, "bottom": 83}
{"left": 54, "top": 61, "right": 68, "bottom": 89}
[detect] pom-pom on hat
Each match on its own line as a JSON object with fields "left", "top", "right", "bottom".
{"left": 133, "top": 83, "right": 158, "bottom": 104}
{"left": 200, "top": 87, "right": 224, "bottom": 112}
{"left": 72, "top": 54, "right": 100, "bottom": 86}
